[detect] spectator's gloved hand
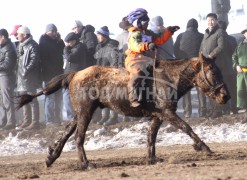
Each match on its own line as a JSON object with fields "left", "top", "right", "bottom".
{"left": 148, "top": 43, "right": 157, "bottom": 51}
{"left": 169, "top": 26, "right": 180, "bottom": 33}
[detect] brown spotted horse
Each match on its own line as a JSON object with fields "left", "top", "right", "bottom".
{"left": 16, "top": 53, "right": 230, "bottom": 170}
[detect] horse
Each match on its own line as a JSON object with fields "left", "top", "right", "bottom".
{"left": 16, "top": 53, "right": 230, "bottom": 170}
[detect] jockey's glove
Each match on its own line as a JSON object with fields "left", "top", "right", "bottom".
{"left": 148, "top": 43, "right": 157, "bottom": 51}
{"left": 169, "top": 26, "right": 180, "bottom": 33}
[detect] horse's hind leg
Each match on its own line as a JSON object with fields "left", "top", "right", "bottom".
{"left": 147, "top": 116, "right": 163, "bottom": 164}
{"left": 76, "top": 108, "right": 95, "bottom": 170}
{"left": 46, "top": 116, "right": 77, "bottom": 167}
{"left": 164, "top": 110, "right": 212, "bottom": 154}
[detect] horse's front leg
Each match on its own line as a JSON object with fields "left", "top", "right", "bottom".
{"left": 164, "top": 110, "right": 212, "bottom": 155}
{"left": 147, "top": 117, "right": 163, "bottom": 164}
{"left": 46, "top": 117, "right": 77, "bottom": 167}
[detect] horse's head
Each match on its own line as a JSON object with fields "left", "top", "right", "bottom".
{"left": 193, "top": 53, "right": 230, "bottom": 104}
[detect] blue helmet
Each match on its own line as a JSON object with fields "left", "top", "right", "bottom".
{"left": 128, "top": 8, "right": 149, "bottom": 24}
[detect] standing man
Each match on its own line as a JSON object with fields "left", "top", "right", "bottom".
{"left": 39, "top": 24, "right": 65, "bottom": 126}
{"left": 200, "top": 13, "right": 225, "bottom": 119}
{"left": 72, "top": 20, "right": 98, "bottom": 66}
{"left": 94, "top": 26, "right": 120, "bottom": 126}
{"left": 63, "top": 32, "right": 88, "bottom": 121}
{"left": 232, "top": 27, "right": 247, "bottom": 123}
{"left": 15, "top": 26, "right": 41, "bottom": 130}
{"left": 0, "top": 29, "right": 17, "bottom": 130}
{"left": 174, "top": 18, "right": 204, "bottom": 118}
{"left": 217, "top": 21, "right": 238, "bottom": 115}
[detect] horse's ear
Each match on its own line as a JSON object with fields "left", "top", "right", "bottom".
{"left": 191, "top": 56, "right": 201, "bottom": 70}
{"left": 198, "top": 52, "right": 204, "bottom": 63}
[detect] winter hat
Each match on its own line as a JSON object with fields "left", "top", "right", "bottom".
{"left": 0, "top": 29, "right": 9, "bottom": 38}
{"left": 10, "top": 25, "right": 22, "bottom": 35}
{"left": 64, "top": 32, "right": 78, "bottom": 42}
{"left": 72, "top": 20, "right": 83, "bottom": 29}
{"left": 46, "top": 24, "right": 57, "bottom": 33}
{"left": 17, "top": 26, "right": 30, "bottom": 35}
{"left": 97, "top": 26, "right": 110, "bottom": 37}
{"left": 119, "top": 16, "right": 132, "bottom": 30}
{"left": 150, "top": 16, "right": 164, "bottom": 27}
{"left": 186, "top": 18, "right": 198, "bottom": 28}
{"left": 149, "top": 16, "right": 164, "bottom": 34}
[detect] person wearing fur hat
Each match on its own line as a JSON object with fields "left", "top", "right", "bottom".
{"left": 233, "top": 27, "right": 247, "bottom": 123}
{"left": 38, "top": 23, "right": 65, "bottom": 127}
{"left": 116, "top": 16, "right": 132, "bottom": 56}
{"left": 125, "top": 8, "right": 180, "bottom": 107}
{"left": 94, "top": 26, "right": 121, "bottom": 126}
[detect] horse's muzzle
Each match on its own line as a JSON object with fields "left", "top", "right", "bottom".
{"left": 216, "top": 85, "right": 231, "bottom": 104}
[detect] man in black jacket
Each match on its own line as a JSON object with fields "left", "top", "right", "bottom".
{"left": 72, "top": 20, "right": 98, "bottom": 66}
{"left": 39, "top": 24, "right": 65, "bottom": 127}
{"left": 174, "top": 18, "right": 204, "bottom": 118}
{"left": 63, "top": 32, "right": 88, "bottom": 120}
{"left": 0, "top": 29, "right": 17, "bottom": 130}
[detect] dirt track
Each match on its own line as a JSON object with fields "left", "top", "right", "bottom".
{"left": 1, "top": 113, "right": 247, "bottom": 180}
{"left": 1, "top": 142, "right": 247, "bottom": 179}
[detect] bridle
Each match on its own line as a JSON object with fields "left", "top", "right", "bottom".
{"left": 197, "top": 62, "right": 224, "bottom": 97}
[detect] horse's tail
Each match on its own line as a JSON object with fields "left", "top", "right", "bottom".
{"left": 16, "top": 72, "right": 76, "bottom": 110}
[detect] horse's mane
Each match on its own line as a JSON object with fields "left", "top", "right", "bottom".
{"left": 73, "top": 58, "right": 197, "bottom": 87}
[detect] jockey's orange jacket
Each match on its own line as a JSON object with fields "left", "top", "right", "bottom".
{"left": 124, "top": 26, "right": 173, "bottom": 71}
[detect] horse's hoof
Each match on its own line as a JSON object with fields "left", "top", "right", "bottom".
{"left": 45, "top": 158, "right": 52, "bottom": 168}
{"left": 193, "top": 141, "right": 212, "bottom": 155}
{"left": 147, "top": 158, "right": 156, "bottom": 165}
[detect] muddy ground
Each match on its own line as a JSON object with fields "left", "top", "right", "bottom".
{"left": 0, "top": 113, "right": 247, "bottom": 180}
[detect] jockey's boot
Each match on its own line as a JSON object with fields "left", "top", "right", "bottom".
{"left": 104, "top": 110, "right": 118, "bottom": 126}
{"left": 97, "top": 108, "right": 110, "bottom": 125}
{"left": 25, "top": 103, "right": 40, "bottom": 130}
{"left": 128, "top": 87, "right": 140, "bottom": 107}
{"left": 16, "top": 104, "right": 32, "bottom": 130}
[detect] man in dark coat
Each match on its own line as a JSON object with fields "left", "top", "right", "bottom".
{"left": 72, "top": 20, "right": 98, "bottom": 66}
{"left": 200, "top": 13, "right": 225, "bottom": 119}
{"left": 94, "top": 26, "right": 120, "bottom": 126}
{"left": 39, "top": 24, "right": 65, "bottom": 126}
{"left": 217, "top": 21, "right": 238, "bottom": 115}
{"left": 0, "top": 29, "right": 17, "bottom": 130}
{"left": 63, "top": 32, "right": 88, "bottom": 120}
{"left": 174, "top": 18, "right": 204, "bottom": 118}
{"left": 16, "top": 26, "right": 41, "bottom": 130}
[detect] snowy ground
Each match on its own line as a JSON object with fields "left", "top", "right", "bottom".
{"left": 1, "top": 112, "right": 247, "bottom": 157}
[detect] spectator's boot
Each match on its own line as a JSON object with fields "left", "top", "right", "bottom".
{"left": 128, "top": 87, "right": 140, "bottom": 107}
{"left": 104, "top": 110, "right": 118, "bottom": 126}
{"left": 0, "top": 118, "right": 7, "bottom": 128}
{"left": 97, "top": 108, "right": 110, "bottom": 125}
{"left": 123, "top": 116, "right": 131, "bottom": 122}
{"left": 91, "top": 108, "right": 102, "bottom": 123}
{"left": 241, "top": 109, "right": 247, "bottom": 124}
{"left": 16, "top": 104, "right": 32, "bottom": 130}
{"left": 25, "top": 104, "right": 40, "bottom": 130}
